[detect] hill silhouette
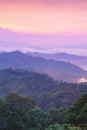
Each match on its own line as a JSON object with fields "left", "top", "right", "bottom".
{"left": 0, "top": 51, "right": 86, "bottom": 82}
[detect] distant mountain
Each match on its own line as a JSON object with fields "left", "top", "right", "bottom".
{"left": 27, "top": 52, "right": 87, "bottom": 70}
{"left": 0, "top": 51, "right": 86, "bottom": 82}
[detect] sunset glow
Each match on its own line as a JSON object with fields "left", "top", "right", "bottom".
{"left": 0, "top": 0, "right": 87, "bottom": 34}
{"left": 0, "top": 0, "right": 87, "bottom": 55}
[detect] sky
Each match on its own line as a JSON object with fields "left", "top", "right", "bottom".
{"left": 0, "top": 0, "right": 87, "bottom": 55}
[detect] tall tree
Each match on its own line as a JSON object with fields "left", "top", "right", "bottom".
{"left": 67, "top": 91, "right": 87, "bottom": 125}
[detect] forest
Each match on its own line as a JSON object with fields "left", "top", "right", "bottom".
{"left": 0, "top": 91, "right": 87, "bottom": 130}
{"left": 0, "top": 69, "right": 87, "bottom": 129}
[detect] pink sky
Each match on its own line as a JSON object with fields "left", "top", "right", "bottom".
{"left": 0, "top": 0, "right": 87, "bottom": 55}
{"left": 0, "top": 0, "right": 87, "bottom": 34}
{"left": 0, "top": 28, "right": 87, "bottom": 56}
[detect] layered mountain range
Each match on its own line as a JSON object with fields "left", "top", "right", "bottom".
{"left": 0, "top": 51, "right": 87, "bottom": 82}
{"left": 27, "top": 52, "right": 87, "bottom": 70}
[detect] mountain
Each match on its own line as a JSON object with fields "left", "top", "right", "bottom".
{"left": 27, "top": 52, "right": 87, "bottom": 70}
{"left": 0, "top": 51, "right": 86, "bottom": 82}
{"left": 0, "top": 69, "right": 87, "bottom": 110}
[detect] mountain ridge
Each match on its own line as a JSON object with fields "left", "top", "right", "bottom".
{"left": 0, "top": 68, "right": 87, "bottom": 110}
{"left": 0, "top": 51, "right": 86, "bottom": 82}
{"left": 27, "top": 52, "right": 87, "bottom": 70}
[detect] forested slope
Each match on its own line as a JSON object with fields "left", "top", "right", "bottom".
{"left": 0, "top": 69, "right": 87, "bottom": 110}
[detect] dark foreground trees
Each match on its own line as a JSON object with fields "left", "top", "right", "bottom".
{"left": 0, "top": 91, "right": 87, "bottom": 130}
{"left": 66, "top": 91, "right": 87, "bottom": 126}
{"left": 0, "top": 93, "right": 37, "bottom": 130}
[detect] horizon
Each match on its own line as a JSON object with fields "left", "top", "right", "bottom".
{"left": 0, "top": 0, "right": 87, "bottom": 55}
{"left": 0, "top": 49, "right": 87, "bottom": 58}
{"left": 0, "top": 28, "right": 87, "bottom": 56}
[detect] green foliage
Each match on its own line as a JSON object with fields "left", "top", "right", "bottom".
{"left": 0, "top": 69, "right": 87, "bottom": 129}
{"left": 45, "top": 108, "right": 60, "bottom": 127}
{"left": 6, "top": 93, "right": 35, "bottom": 110}
{"left": 0, "top": 69, "right": 87, "bottom": 111}
{"left": 45, "top": 123, "right": 64, "bottom": 130}
{"left": 0, "top": 92, "right": 87, "bottom": 129}
{"left": 0, "top": 93, "right": 38, "bottom": 130}
{"left": 63, "top": 124, "right": 82, "bottom": 130}
{"left": 66, "top": 91, "right": 87, "bottom": 125}
{"left": 31, "top": 108, "right": 47, "bottom": 129}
